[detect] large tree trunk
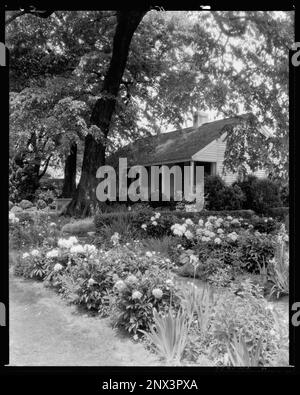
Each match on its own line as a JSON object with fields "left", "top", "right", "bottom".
{"left": 61, "top": 142, "right": 77, "bottom": 198}
{"left": 67, "top": 11, "right": 147, "bottom": 217}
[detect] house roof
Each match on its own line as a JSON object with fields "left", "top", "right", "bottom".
{"left": 107, "top": 113, "right": 255, "bottom": 167}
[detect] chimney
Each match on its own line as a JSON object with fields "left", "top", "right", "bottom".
{"left": 193, "top": 110, "right": 210, "bottom": 128}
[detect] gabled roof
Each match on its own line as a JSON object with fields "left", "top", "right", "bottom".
{"left": 107, "top": 113, "right": 256, "bottom": 167}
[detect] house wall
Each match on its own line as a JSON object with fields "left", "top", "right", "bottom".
{"left": 192, "top": 132, "right": 268, "bottom": 185}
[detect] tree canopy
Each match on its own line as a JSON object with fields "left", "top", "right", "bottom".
{"left": 7, "top": 10, "right": 293, "bottom": 212}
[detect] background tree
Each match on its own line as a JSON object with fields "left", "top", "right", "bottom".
{"left": 7, "top": 10, "right": 292, "bottom": 212}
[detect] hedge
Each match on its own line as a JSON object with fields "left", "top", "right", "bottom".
{"left": 267, "top": 207, "right": 289, "bottom": 220}
{"left": 94, "top": 209, "right": 256, "bottom": 233}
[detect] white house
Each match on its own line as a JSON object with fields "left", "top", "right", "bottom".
{"left": 108, "top": 112, "right": 271, "bottom": 199}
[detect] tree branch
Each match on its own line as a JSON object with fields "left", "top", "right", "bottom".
{"left": 5, "top": 8, "right": 54, "bottom": 26}
{"left": 38, "top": 154, "right": 52, "bottom": 179}
{"left": 5, "top": 10, "right": 26, "bottom": 26}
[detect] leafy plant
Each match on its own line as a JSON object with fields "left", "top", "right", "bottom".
{"left": 268, "top": 237, "right": 289, "bottom": 298}
{"left": 178, "top": 284, "right": 215, "bottom": 334}
{"left": 212, "top": 279, "right": 276, "bottom": 363}
{"left": 112, "top": 266, "right": 179, "bottom": 334}
{"left": 141, "top": 308, "right": 189, "bottom": 364}
{"left": 227, "top": 333, "right": 264, "bottom": 366}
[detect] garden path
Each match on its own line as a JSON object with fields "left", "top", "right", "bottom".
{"left": 9, "top": 274, "right": 159, "bottom": 366}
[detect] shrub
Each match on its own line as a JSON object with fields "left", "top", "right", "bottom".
{"left": 279, "top": 183, "right": 289, "bottom": 206}
{"left": 35, "top": 188, "right": 57, "bottom": 205}
{"left": 251, "top": 179, "right": 282, "bottom": 214}
{"left": 13, "top": 249, "right": 47, "bottom": 280}
{"left": 248, "top": 216, "right": 280, "bottom": 234}
{"left": 211, "top": 279, "right": 277, "bottom": 364}
{"left": 234, "top": 176, "right": 282, "bottom": 214}
{"left": 267, "top": 207, "right": 289, "bottom": 221}
{"left": 204, "top": 176, "right": 246, "bottom": 211}
{"left": 19, "top": 199, "right": 34, "bottom": 210}
{"left": 140, "top": 236, "right": 178, "bottom": 258}
{"left": 237, "top": 232, "right": 275, "bottom": 273}
{"left": 36, "top": 199, "right": 47, "bottom": 210}
{"left": 233, "top": 175, "right": 258, "bottom": 209}
{"left": 9, "top": 211, "right": 60, "bottom": 249}
{"left": 111, "top": 266, "right": 180, "bottom": 334}
{"left": 94, "top": 209, "right": 255, "bottom": 239}
{"left": 204, "top": 175, "right": 226, "bottom": 210}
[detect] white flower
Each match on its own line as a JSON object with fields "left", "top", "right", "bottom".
{"left": 69, "top": 236, "right": 79, "bottom": 245}
{"left": 30, "top": 249, "right": 40, "bottom": 257}
{"left": 22, "top": 252, "right": 30, "bottom": 259}
{"left": 141, "top": 224, "right": 147, "bottom": 230}
{"left": 115, "top": 280, "right": 126, "bottom": 292}
{"left": 46, "top": 249, "right": 59, "bottom": 258}
{"left": 217, "top": 228, "right": 224, "bottom": 234}
{"left": 146, "top": 251, "right": 153, "bottom": 258}
{"left": 83, "top": 244, "right": 97, "bottom": 256}
{"left": 152, "top": 221, "right": 158, "bottom": 226}
{"left": 196, "top": 228, "right": 203, "bottom": 236}
{"left": 214, "top": 237, "right": 222, "bottom": 244}
{"left": 185, "top": 218, "right": 194, "bottom": 226}
{"left": 126, "top": 275, "right": 138, "bottom": 284}
{"left": 155, "top": 212, "right": 161, "bottom": 219}
{"left": 128, "top": 206, "right": 132, "bottom": 211}
{"left": 283, "top": 234, "right": 289, "bottom": 242}
{"left": 9, "top": 212, "right": 19, "bottom": 223}
{"left": 204, "top": 221, "right": 213, "bottom": 230}
{"left": 49, "top": 222, "right": 56, "bottom": 227}
{"left": 132, "top": 290, "right": 143, "bottom": 300}
{"left": 190, "top": 254, "right": 199, "bottom": 265}
{"left": 152, "top": 288, "right": 163, "bottom": 299}
{"left": 70, "top": 244, "right": 85, "bottom": 255}
{"left": 150, "top": 216, "right": 155, "bottom": 221}
{"left": 53, "top": 263, "right": 63, "bottom": 272}
{"left": 227, "top": 232, "right": 238, "bottom": 242}
{"left": 269, "top": 329, "right": 277, "bottom": 336}
{"left": 165, "top": 279, "right": 174, "bottom": 287}
{"left": 184, "top": 230, "right": 194, "bottom": 240}
{"left": 227, "top": 216, "right": 233, "bottom": 221}
{"left": 201, "top": 236, "right": 210, "bottom": 242}
{"left": 88, "top": 278, "right": 96, "bottom": 287}
{"left": 231, "top": 218, "right": 240, "bottom": 226}
{"left": 207, "top": 216, "right": 217, "bottom": 222}
{"left": 198, "top": 219, "right": 204, "bottom": 226}
{"left": 58, "top": 236, "right": 78, "bottom": 249}
{"left": 111, "top": 232, "right": 120, "bottom": 246}
{"left": 171, "top": 223, "right": 186, "bottom": 236}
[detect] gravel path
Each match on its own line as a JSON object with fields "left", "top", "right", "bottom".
{"left": 9, "top": 275, "right": 158, "bottom": 366}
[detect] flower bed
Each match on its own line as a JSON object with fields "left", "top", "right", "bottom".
{"left": 9, "top": 209, "right": 289, "bottom": 366}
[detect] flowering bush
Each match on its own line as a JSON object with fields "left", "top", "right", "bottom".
{"left": 137, "top": 211, "right": 174, "bottom": 238}
{"left": 14, "top": 248, "right": 47, "bottom": 280}
{"left": 111, "top": 267, "right": 180, "bottom": 334}
{"left": 9, "top": 210, "right": 62, "bottom": 249}
{"left": 211, "top": 279, "right": 278, "bottom": 364}
{"left": 171, "top": 216, "right": 276, "bottom": 275}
